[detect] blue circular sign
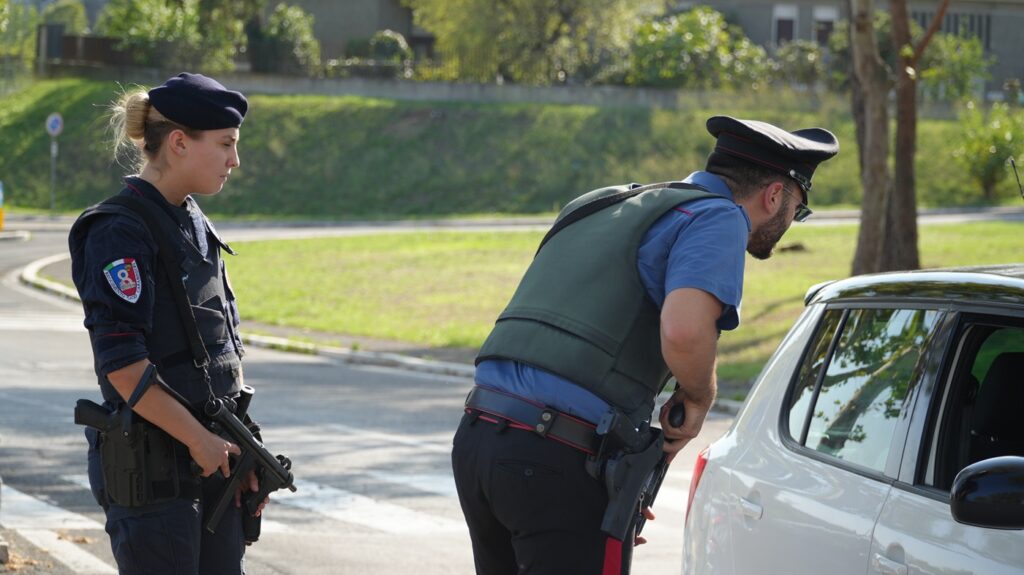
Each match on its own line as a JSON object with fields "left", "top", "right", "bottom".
{"left": 46, "top": 112, "right": 63, "bottom": 137}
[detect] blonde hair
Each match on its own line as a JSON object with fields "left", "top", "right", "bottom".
{"left": 109, "top": 88, "right": 199, "bottom": 170}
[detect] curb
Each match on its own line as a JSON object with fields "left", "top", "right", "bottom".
{"left": 0, "top": 230, "right": 30, "bottom": 242}
{"left": 19, "top": 252, "right": 742, "bottom": 413}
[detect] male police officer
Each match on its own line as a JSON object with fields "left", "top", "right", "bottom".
{"left": 452, "top": 116, "right": 839, "bottom": 574}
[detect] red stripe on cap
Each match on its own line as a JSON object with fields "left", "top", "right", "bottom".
{"left": 716, "top": 143, "right": 790, "bottom": 174}
{"left": 602, "top": 536, "right": 623, "bottom": 575}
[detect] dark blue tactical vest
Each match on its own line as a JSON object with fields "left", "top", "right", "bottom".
{"left": 69, "top": 193, "right": 243, "bottom": 406}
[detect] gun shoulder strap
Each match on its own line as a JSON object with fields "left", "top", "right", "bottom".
{"left": 535, "top": 181, "right": 706, "bottom": 255}
{"left": 103, "top": 195, "right": 211, "bottom": 372}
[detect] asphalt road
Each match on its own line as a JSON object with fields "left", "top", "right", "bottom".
{"left": 0, "top": 226, "right": 731, "bottom": 574}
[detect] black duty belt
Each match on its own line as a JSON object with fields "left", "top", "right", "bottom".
{"left": 464, "top": 386, "right": 599, "bottom": 455}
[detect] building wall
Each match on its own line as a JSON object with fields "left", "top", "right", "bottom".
{"left": 692, "top": 0, "right": 1024, "bottom": 91}
{"left": 291, "top": 0, "right": 414, "bottom": 59}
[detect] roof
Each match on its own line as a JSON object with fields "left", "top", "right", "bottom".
{"left": 806, "top": 264, "right": 1024, "bottom": 307}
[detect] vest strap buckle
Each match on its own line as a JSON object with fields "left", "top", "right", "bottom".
{"left": 534, "top": 409, "right": 558, "bottom": 437}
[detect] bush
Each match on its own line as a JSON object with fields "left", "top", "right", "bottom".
{"left": 953, "top": 101, "right": 1024, "bottom": 200}
{"left": 0, "top": 1, "right": 38, "bottom": 69}
{"left": 369, "top": 30, "right": 411, "bottom": 62}
{"left": 95, "top": 0, "right": 205, "bottom": 70}
{"left": 262, "top": 3, "right": 320, "bottom": 75}
{"left": 774, "top": 40, "right": 823, "bottom": 88}
{"left": 42, "top": 0, "right": 88, "bottom": 34}
{"left": 919, "top": 33, "right": 992, "bottom": 103}
{"left": 627, "top": 7, "right": 772, "bottom": 90}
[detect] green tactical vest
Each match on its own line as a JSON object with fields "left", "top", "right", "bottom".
{"left": 477, "top": 182, "right": 719, "bottom": 424}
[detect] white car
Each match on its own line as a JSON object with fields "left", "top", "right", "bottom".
{"left": 683, "top": 266, "right": 1024, "bottom": 575}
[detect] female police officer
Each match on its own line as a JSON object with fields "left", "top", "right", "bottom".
{"left": 69, "top": 73, "right": 255, "bottom": 575}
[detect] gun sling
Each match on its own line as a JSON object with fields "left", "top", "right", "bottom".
{"left": 464, "top": 386, "right": 600, "bottom": 455}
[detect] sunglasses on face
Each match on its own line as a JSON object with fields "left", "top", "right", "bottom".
{"left": 783, "top": 186, "right": 813, "bottom": 223}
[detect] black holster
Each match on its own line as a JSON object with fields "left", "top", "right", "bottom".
{"left": 76, "top": 399, "right": 184, "bottom": 507}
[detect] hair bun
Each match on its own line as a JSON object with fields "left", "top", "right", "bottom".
{"left": 122, "top": 91, "right": 151, "bottom": 141}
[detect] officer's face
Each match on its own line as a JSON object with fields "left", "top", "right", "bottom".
{"left": 747, "top": 192, "right": 794, "bottom": 260}
{"left": 183, "top": 128, "right": 241, "bottom": 196}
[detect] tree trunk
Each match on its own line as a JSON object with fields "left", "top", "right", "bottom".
{"left": 882, "top": 0, "right": 920, "bottom": 272}
{"left": 845, "top": 0, "right": 867, "bottom": 175}
{"left": 850, "top": 0, "right": 892, "bottom": 276}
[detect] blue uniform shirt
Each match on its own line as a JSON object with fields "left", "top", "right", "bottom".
{"left": 72, "top": 177, "right": 243, "bottom": 378}
{"left": 477, "top": 172, "right": 751, "bottom": 423}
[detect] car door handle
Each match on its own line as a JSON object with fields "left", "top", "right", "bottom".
{"left": 872, "top": 553, "right": 907, "bottom": 575}
{"left": 738, "top": 496, "right": 762, "bottom": 519}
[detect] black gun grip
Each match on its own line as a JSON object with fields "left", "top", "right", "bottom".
{"left": 668, "top": 404, "right": 686, "bottom": 428}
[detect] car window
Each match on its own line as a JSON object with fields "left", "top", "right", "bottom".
{"left": 926, "top": 323, "right": 1024, "bottom": 490}
{"left": 787, "top": 309, "right": 844, "bottom": 441}
{"left": 789, "top": 308, "right": 943, "bottom": 474}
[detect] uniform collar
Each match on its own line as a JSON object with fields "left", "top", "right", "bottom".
{"left": 123, "top": 176, "right": 193, "bottom": 220}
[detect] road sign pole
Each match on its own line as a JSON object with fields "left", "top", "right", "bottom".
{"left": 50, "top": 138, "right": 58, "bottom": 213}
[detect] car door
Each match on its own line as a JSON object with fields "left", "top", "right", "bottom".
{"left": 728, "top": 306, "right": 947, "bottom": 575}
{"left": 870, "top": 316, "right": 1024, "bottom": 575}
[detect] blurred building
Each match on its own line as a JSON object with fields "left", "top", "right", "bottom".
{"left": 679, "top": 0, "right": 1024, "bottom": 91}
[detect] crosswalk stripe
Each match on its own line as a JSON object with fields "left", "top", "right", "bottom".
{"left": 0, "top": 484, "right": 115, "bottom": 574}
{"left": 60, "top": 475, "right": 292, "bottom": 534}
{"left": 364, "top": 471, "right": 459, "bottom": 499}
{"left": 0, "top": 312, "right": 84, "bottom": 332}
{"left": 274, "top": 479, "right": 465, "bottom": 534}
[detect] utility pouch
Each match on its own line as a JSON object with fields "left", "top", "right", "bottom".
{"left": 75, "top": 399, "right": 182, "bottom": 507}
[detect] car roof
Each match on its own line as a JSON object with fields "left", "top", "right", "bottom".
{"left": 806, "top": 264, "right": 1024, "bottom": 306}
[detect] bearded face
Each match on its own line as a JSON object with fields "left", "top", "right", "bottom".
{"left": 747, "top": 193, "right": 793, "bottom": 260}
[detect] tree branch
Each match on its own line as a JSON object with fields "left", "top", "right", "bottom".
{"left": 911, "top": 0, "right": 950, "bottom": 66}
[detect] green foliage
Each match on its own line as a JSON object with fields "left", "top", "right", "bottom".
{"left": 953, "top": 101, "right": 1024, "bottom": 200}
{"left": 826, "top": 11, "right": 901, "bottom": 91}
{"left": 96, "top": 0, "right": 203, "bottom": 69}
{"left": 0, "top": 0, "right": 38, "bottom": 68}
{"left": 774, "top": 40, "right": 823, "bottom": 88}
{"left": 369, "top": 30, "right": 412, "bottom": 62}
{"left": 919, "top": 33, "right": 992, "bottom": 103}
{"left": 404, "top": 0, "right": 643, "bottom": 85}
{"left": 263, "top": 3, "right": 320, "bottom": 74}
{"left": 95, "top": 0, "right": 246, "bottom": 73}
{"left": 0, "top": 79, "right": 1011, "bottom": 219}
{"left": 42, "top": 0, "right": 88, "bottom": 34}
{"left": 626, "top": 7, "right": 772, "bottom": 90}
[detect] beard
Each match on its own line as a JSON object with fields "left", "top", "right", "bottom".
{"left": 747, "top": 195, "right": 792, "bottom": 260}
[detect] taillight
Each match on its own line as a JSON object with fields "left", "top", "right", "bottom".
{"left": 685, "top": 446, "right": 710, "bottom": 522}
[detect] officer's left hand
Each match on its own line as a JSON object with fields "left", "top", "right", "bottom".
{"left": 235, "top": 470, "right": 270, "bottom": 516}
{"left": 634, "top": 507, "right": 657, "bottom": 546}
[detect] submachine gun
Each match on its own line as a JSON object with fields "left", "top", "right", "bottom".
{"left": 588, "top": 403, "right": 685, "bottom": 542}
{"left": 201, "top": 384, "right": 297, "bottom": 543}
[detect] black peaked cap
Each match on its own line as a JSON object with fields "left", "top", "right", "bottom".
{"left": 706, "top": 116, "right": 838, "bottom": 193}
{"left": 148, "top": 73, "right": 248, "bottom": 130}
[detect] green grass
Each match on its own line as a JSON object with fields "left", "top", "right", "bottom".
{"left": 228, "top": 220, "right": 1024, "bottom": 384}
{"left": 2, "top": 79, "right": 1022, "bottom": 218}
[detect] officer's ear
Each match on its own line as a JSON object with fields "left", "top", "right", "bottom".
{"left": 166, "top": 129, "right": 189, "bottom": 157}
{"left": 761, "top": 181, "right": 785, "bottom": 216}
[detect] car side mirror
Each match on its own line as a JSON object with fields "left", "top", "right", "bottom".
{"left": 951, "top": 456, "right": 1024, "bottom": 530}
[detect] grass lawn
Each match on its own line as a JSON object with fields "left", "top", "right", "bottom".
{"left": 229, "top": 220, "right": 1024, "bottom": 386}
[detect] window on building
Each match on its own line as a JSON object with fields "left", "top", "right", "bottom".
{"left": 813, "top": 6, "right": 838, "bottom": 46}
{"left": 774, "top": 4, "right": 798, "bottom": 45}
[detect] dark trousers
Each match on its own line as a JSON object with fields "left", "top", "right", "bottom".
{"left": 452, "top": 412, "right": 633, "bottom": 575}
{"left": 86, "top": 428, "right": 246, "bottom": 575}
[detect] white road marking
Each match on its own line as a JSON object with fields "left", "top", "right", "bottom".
{"left": 326, "top": 423, "right": 453, "bottom": 454}
{"left": 364, "top": 471, "right": 459, "bottom": 498}
{"left": 0, "top": 311, "right": 84, "bottom": 332}
{"left": 274, "top": 479, "right": 465, "bottom": 534}
{"left": 0, "top": 483, "right": 115, "bottom": 574}
{"left": 60, "top": 475, "right": 292, "bottom": 534}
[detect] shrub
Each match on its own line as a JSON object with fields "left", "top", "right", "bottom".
{"left": 953, "top": 101, "right": 1024, "bottom": 200}
{"left": 774, "top": 40, "right": 823, "bottom": 88}
{"left": 262, "top": 3, "right": 320, "bottom": 75}
{"left": 369, "top": 30, "right": 411, "bottom": 62}
{"left": 42, "top": 0, "right": 88, "bottom": 34}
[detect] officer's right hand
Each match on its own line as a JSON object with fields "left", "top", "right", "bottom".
{"left": 190, "top": 431, "right": 241, "bottom": 477}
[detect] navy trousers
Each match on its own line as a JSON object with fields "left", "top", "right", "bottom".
{"left": 452, "top": 412, "right": 633, "bottom": 575}
{"left": 87, "top": 428, "right": 246, "bottom": 575}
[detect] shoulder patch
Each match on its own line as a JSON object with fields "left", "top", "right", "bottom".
{"left": 103, "top": 258, "right": 143, "bottom": 303}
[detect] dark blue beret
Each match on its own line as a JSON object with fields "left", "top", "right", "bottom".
{"left": 705, "top": 116, "right": 839, "bottom": 194}
{"left": 148, "top": 73, "right": 248, "bottom": 130}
